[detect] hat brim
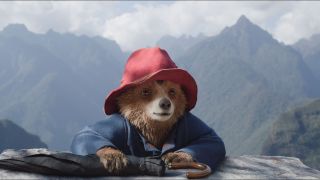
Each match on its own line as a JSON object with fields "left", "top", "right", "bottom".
{"left": 104, "top": 68, "right": 197, "bottom": 115}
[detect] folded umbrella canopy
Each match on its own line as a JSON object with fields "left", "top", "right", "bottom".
{"left": 0, "top": 149, "right": 211, "bottom": 178}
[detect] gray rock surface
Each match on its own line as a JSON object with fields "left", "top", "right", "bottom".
{"left": 1, "top": 149, "right": 320, "bottom": 179}
{"left": 212, "top": 155, "right": 320, "bottom": 179}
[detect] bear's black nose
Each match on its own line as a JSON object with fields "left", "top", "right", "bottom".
{"left": 159, "top": 98, "right": 171, "bottom": 110}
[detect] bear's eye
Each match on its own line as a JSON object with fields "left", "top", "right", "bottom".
{"left": 169, "top": 88, "right": 176, "bottom": 96}
{"left": 141, "top": 88, "right": 152, "bottom": 97}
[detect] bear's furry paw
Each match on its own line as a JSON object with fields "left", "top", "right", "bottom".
{"left": 161, "top": 151, "right": 194, "bottom": 165}
{"left": 96, "top": 147, "right": 128, "bottom": 174}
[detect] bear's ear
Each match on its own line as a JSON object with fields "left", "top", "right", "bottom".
{"left": 115, "top": 103, "right": 120, "bottom": 114}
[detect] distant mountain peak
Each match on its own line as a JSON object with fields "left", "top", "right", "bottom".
{"left": 232, "top": 15, "right": 260, "bottom": 32}
{"left": 221, "top": 15, "right": 256, "bottom": 34}
{"left": 218, "top": 15, "right": 275, "bottom": 48}
{"left": 236, "top": 15, "right": 252, "bottom": 26}
{"left": 3, "top": 24, "right": 30, "bottom": 34}
{"left": 46, "top": 29, "right": 57, "bottom": 34}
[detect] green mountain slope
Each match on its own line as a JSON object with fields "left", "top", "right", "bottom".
{"left": 262, "top": 99, "right": 320, "bottom": 170}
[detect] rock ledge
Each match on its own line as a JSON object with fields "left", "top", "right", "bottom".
{"left": 0, "top": 149, "right": 319, "bottom": 179}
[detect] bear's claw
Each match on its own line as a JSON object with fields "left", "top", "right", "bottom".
{"left": 96, "top": 147, "right": 128, "bottom": 174}
{"left": 161, "top": 151, "right": 194, "bottom": 165}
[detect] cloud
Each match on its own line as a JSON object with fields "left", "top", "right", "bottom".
{"left": 0, "top": 1, "right": 118, "bottom": 35}
{"left": 1, "top": 1, "right": 320, "bottom": 51}
{"left": 272, "top": 1, "right": 320, "bottom": 44}
{"left": 103, "top": 1, "right": 320, "bottom": 51}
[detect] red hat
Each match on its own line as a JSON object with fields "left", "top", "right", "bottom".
{"left": 104, "top": 47, "right": 197, "bottom": 115}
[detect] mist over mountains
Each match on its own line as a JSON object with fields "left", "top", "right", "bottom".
{"left": 156, "top": 33, "right": 207, "bottom": 60}
{"left": 0, "top": 15, "right": 319, "bottom": 154}
{"left": 293, "top": 34, "right": 320, "bottom": 80}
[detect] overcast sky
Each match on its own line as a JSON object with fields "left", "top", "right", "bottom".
{"left": 1, "top": 1, "right": 320, "bottom": 52}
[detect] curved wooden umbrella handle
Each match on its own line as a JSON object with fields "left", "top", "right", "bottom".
{"left": 168, "top": 162, "right": 211, "bottom": 179}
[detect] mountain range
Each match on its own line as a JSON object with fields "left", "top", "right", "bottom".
{"left": 172, "top": 15, "right": 320, "bottom": 154}
{"left": 0, "top": 24, "right": 125, "bottom": 150}
{"left": 0, "top": 15, "right": 319, "bottom": 155}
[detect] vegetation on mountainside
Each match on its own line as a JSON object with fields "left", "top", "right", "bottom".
{"left": 262, "top": 99, "right": 320, "bottom": 170}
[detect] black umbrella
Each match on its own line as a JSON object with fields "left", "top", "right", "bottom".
{"left": 0, "top": 149, "right": 210, "bottom": 179}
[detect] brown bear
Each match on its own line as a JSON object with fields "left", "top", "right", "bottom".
{"left": 97, "top": 80, "right": 193, "bottom": 173}
{"left": 71, "top": 47, "right": 226, "bottom": 174}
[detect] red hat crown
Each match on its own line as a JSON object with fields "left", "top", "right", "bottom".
{"left": 121, "top": 47, "right": 177, "bottom": 85}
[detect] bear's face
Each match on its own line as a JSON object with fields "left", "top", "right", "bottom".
{"left": 143, "top": 80, "right": 180, "bottom": 121}
{"left": 117, "top": 80, "right": 187, "bottom": 147}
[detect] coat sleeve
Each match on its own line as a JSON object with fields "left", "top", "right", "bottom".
{"left": 70, "top": 114, "right": 127, "bottom": 155}
{"left": 176, "top": 113, "right": 226, "bottom": 171}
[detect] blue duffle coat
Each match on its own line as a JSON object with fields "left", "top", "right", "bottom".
{"left": 71, "top": 112, "right": 226, "bottom": 170}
